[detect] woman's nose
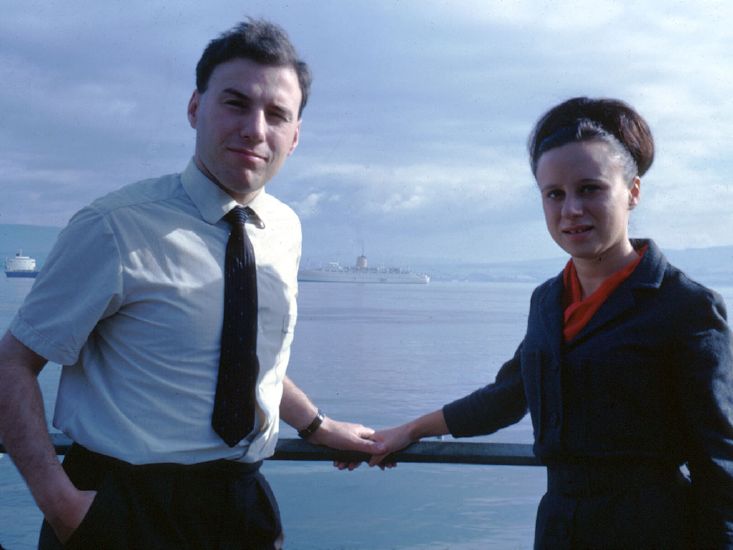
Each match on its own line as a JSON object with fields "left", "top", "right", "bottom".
{"left": 562, "top": 195, "right": 583, "bottom": 217}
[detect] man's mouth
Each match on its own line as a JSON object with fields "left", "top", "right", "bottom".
{"left": 228, "top": 148, "right": 267, "bottom": 162}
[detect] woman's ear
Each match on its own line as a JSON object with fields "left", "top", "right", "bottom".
{"left": 628, "top": 177, "right": 641, "bottom": 209}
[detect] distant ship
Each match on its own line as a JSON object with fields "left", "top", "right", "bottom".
{"left": 5, "top": 251, "right": 39, "bottom": 278}
{"left": 298, "top": 255, "right": 430, "bottom": 284}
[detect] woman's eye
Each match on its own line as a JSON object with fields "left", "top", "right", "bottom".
{"left": 545, "top": 190, "right": 563, "bottom": 200}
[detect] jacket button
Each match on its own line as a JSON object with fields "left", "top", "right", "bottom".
{"left": 548, "top": 413, "right": 559, "bottom": 426}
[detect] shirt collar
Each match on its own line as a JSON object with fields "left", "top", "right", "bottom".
{"left": 180, "top": 158, "right": 269, "bottom": 225}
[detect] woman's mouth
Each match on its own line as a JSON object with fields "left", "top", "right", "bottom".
{"left": 563, "top": 225, "right": 593, "bottom": 235}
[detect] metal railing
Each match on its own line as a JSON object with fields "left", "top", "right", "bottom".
{"left": 1, "top": 433, "right": 541, "bottom": 466}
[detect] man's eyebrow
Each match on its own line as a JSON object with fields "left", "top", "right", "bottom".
{"left": 221, "top": 88, "right": 249, "bottom": 100}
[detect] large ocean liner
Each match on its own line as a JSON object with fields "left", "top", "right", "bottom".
{"left": 4, "top": 250, "right": 39, "bottom": 278}
{"left": 298, "top": 255, "right": 429, "bottom": 284}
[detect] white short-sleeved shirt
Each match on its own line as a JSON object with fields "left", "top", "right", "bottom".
{"left": 10, "top": 160, "right": 301, "bottom": 464}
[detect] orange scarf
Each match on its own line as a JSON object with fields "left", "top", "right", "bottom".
{"left": 562, "top": 246, "right": 647, "bottom": 342}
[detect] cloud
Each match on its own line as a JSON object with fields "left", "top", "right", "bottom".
{"left": 1, "top": 0, "right": 732, "bottom": 262}
{"left": 419, "top": 0, "right": 624, "bottom": 30}
{"left": 282, "top": 149, "right": 535, "bottom": 224}
{"left": 290, "top": 192, "right": 334, "bottom": 220}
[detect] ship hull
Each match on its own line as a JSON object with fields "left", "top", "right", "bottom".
{"left": 5, "top": 271, "right": 39, "bottom": 278}
{"left": 298, "top": 270, "right": 429, "bottom": 284}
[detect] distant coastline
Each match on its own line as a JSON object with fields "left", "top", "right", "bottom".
{"left": 2, "top": 223, "right": 731, "bottom": 287}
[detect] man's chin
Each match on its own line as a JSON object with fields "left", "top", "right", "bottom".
{"left": 211, "top": 174, "right": 265, "bottom": 201}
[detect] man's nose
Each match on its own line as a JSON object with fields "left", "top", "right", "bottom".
{"left": 240, "top": 110, "right": 266, "bottom": 142}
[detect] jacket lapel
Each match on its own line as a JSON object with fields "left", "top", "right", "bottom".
{"left": 570, "top": 285, "right": 636, "bottom": 344}
{"left": 567, "top": 239, "right": 666, "bottom": 346}
{"left": 538, "top": 274, "right": 565, "bottom": 362}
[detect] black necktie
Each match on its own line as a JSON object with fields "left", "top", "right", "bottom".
{"left": 212, "top": 206, "right": 261, "bottom": 447}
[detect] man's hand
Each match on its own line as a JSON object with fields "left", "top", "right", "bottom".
{"left": 47, "top": 488, "right": 97, "bottom": 544}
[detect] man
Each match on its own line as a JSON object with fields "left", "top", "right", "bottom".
{"left": 0, "top": 19, "right": 383, "bottom": 549}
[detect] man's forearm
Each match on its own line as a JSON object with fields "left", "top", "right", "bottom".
{"left": 279, "top": 375, "right": 318, "bottom": 430}
{"left": 0, "top": 332, "right": 79, "bottom": 525}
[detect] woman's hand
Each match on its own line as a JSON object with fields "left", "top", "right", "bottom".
{"left": 368, "top": 424, "right": 416, "bottom": 469}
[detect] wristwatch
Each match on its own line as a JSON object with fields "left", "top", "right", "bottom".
{"left": 298, "top": 409, "right": 325, "bottom": 440}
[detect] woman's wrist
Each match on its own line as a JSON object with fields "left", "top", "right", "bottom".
{"left": 407, "top": 410, "right": 448, "bottom": 442}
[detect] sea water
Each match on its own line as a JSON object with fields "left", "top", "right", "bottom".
{"left": 1, "top": 275, "right": 731, "bottom": 549}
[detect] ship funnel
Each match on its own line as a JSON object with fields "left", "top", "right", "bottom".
{"left": 356, "top": 255, "right": 368, "bottom": 269}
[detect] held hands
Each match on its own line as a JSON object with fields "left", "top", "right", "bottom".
{"left": 332, "top": 411, "right": 448, "bottom": 471}
{"left": 307, "top": 416, "right": 387, "bottom": 458}
{"left": 332, "top": 423, "right": 416, "bottom": 471}
{"left": 367, "top": 425, "right": 415, "bottom": 468}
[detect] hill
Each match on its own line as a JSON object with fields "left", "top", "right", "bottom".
{"left": 413, "top": 245, "right": 733, "bottom": 288}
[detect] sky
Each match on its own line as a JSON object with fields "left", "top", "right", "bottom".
{"left": 2, "top": 0, "right": 732, "bottom": 265}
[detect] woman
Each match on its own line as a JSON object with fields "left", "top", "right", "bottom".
{"left": 368, "top": 97, "right": 733, "bottom": 548}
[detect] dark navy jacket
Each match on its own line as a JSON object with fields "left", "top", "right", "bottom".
{"left": 443, "top": 239, "right": 733, "bottom": 546}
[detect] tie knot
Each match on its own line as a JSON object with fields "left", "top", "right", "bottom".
{"left": 224, "top": 207, "right": 265, "bottom": 229}
{"left": 225, "top": 206, "right": 248, "bottom": 227}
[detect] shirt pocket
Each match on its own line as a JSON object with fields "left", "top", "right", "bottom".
{"left": 273, "top": 313, "right": 297, "bottom": 365}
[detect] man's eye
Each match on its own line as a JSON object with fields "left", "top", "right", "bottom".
{"left": 268, "top": 111, "right": 289, "bottom": 122}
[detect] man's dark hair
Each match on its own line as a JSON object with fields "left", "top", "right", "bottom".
{"left": 196, "top": 18, "right": 312, "bottom": 118}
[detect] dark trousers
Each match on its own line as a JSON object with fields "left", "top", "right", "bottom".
{"left": 39, "top": 444, "right": 283, "bottom": 550}
{"left": 534, "top": 462, "right": 693, "bottom": 549}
